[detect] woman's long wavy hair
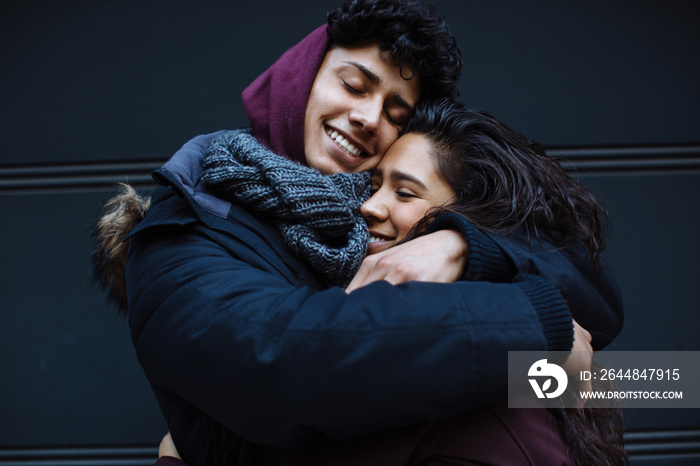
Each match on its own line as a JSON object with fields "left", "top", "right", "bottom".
{"left": 403, "top": 98, "right": 608, "bottom": 268}
{"left": 402, "top": 98, "right": 627, "bottom": 465}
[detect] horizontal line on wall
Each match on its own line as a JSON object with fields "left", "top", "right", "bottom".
{"left": 0, "top": 161, "right": 162, "bottom": 193}
{"left": 550, "top": 145, "right": 700, "bottom": 174}
{"left": 625, "top": 429, "right": 700, "bottom": 456}
{"left": 0, "top": 446, "right": 158, "bottom": 466}
{"left": 1, "top": 144, "right": 700, "bottom": 192}
{"left": 1, "top": 430, "right": 699, "bottom": 465}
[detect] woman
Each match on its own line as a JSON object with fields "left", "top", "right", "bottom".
{"left": 156, "top": 98, "right": 627, "bottom": 465}
{"left": 93, "top": 1, "right": 622, "bottom": 464}
{"left": 281, "top": 99, "right": 625, "bottom": 465}
{"left": 283, "top": 99, "right": 625, "bottom": 465}
{"left": 352, "top": 98, "right": 627, "bottom": 465}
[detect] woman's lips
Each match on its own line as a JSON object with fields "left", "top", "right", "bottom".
{"left": 367, "top": 234, "right": 395, "bottom": 254}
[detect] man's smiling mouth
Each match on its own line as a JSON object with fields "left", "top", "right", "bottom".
{"left": 326, "top": 127, "right": 364, "bottom": 157}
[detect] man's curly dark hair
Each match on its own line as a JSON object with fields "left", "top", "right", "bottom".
{"left": 327, "top": 0, "right": 463, "bottom": 100}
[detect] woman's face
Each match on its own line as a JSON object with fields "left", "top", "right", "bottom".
{"left": 361, "top": 133, "right": 456, "bottom": 254}
{"left": 304, "top": 43, "right": 421, "bottom": 175}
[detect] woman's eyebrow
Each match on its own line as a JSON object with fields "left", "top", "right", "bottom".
{"left": 343, "top": 61, "right": 415, "bottom": 112}
{"left": 390, "top": 169, "right": 427, "bottom": 189}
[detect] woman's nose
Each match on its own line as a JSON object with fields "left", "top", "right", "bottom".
{"left": 360, "top": 191, "right": 388, "bottom": 221}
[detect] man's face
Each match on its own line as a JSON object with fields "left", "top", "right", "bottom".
{"left": 304, "top": 43, "right": 420, "bottom": 174}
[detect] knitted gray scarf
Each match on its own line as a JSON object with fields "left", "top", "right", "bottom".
{"left": 201, "top": 129, "right": 370, "bottom": 287}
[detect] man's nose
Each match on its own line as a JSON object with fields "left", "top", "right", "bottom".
{"left": 350, "top": 98, "right": 382, "bottom": 135}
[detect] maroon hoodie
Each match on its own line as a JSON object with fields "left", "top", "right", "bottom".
{"left": 242, "top": 25, "right": 329, "bottom": 165}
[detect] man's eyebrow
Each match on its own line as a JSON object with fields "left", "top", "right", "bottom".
{"left": 344, "top": 61, "right": 415, "bottom": 112}
{"left": 345, "top": 61, "right": 381, "bottom": 85}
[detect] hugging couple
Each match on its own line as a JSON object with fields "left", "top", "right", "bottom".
{"left": 94, "top": 1, "right": 626, "bottom": 465}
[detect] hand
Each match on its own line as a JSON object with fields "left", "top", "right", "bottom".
{"left": 346, "top": 229, "right": 468, "bottom": 293}
{"left": 158, "top": 432, "right": 181, "bottom": 460}
{"left": 563, "top": 320, "right": 593, "bottom": 403}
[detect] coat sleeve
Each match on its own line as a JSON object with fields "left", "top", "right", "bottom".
{"left": 126, "top": 219, "right": 572, "bottom": 452}
{"left": 428, "top": 212, "right": 624, "bottom": 350}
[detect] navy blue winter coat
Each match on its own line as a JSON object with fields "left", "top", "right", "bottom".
{"left": 124, "top": 131, "right": 623, "bottom": 465}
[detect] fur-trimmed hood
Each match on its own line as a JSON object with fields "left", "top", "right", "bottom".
{"left": 92, "top": 183, "right": 150, "bottom": 314}
{"left": 91, "top": 130, "right": 226, "bottom": 315}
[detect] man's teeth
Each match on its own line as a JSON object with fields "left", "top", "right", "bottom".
{"left": 327, "top": 129, "right": 362, "bottom": 157}
{"left": 369, "top": 236, "right": 387, "bottom": 243}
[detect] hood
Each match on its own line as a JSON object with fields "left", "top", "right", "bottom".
{"left": 92, "top": 183, "right": 151, "bottom": 314}
{"left": 242, "top": 25, "right": 329, "bottom": 165}
{"left": 91, "top": 131, "right": 227, "bottom": 314}
{"left": 92, "top": 21, "right": 330, "bottom": 312}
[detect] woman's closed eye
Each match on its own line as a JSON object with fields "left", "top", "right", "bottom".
{"left": 396, "top": 190, "right": 417, "bottom": 199}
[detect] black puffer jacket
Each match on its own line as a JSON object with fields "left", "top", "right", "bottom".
{"left": 93, "top": 131, "right": 623, "bottom": 466}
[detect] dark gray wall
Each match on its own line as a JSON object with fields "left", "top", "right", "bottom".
{"left": 2, "top": 1, "right": 699, "bottom": 464}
